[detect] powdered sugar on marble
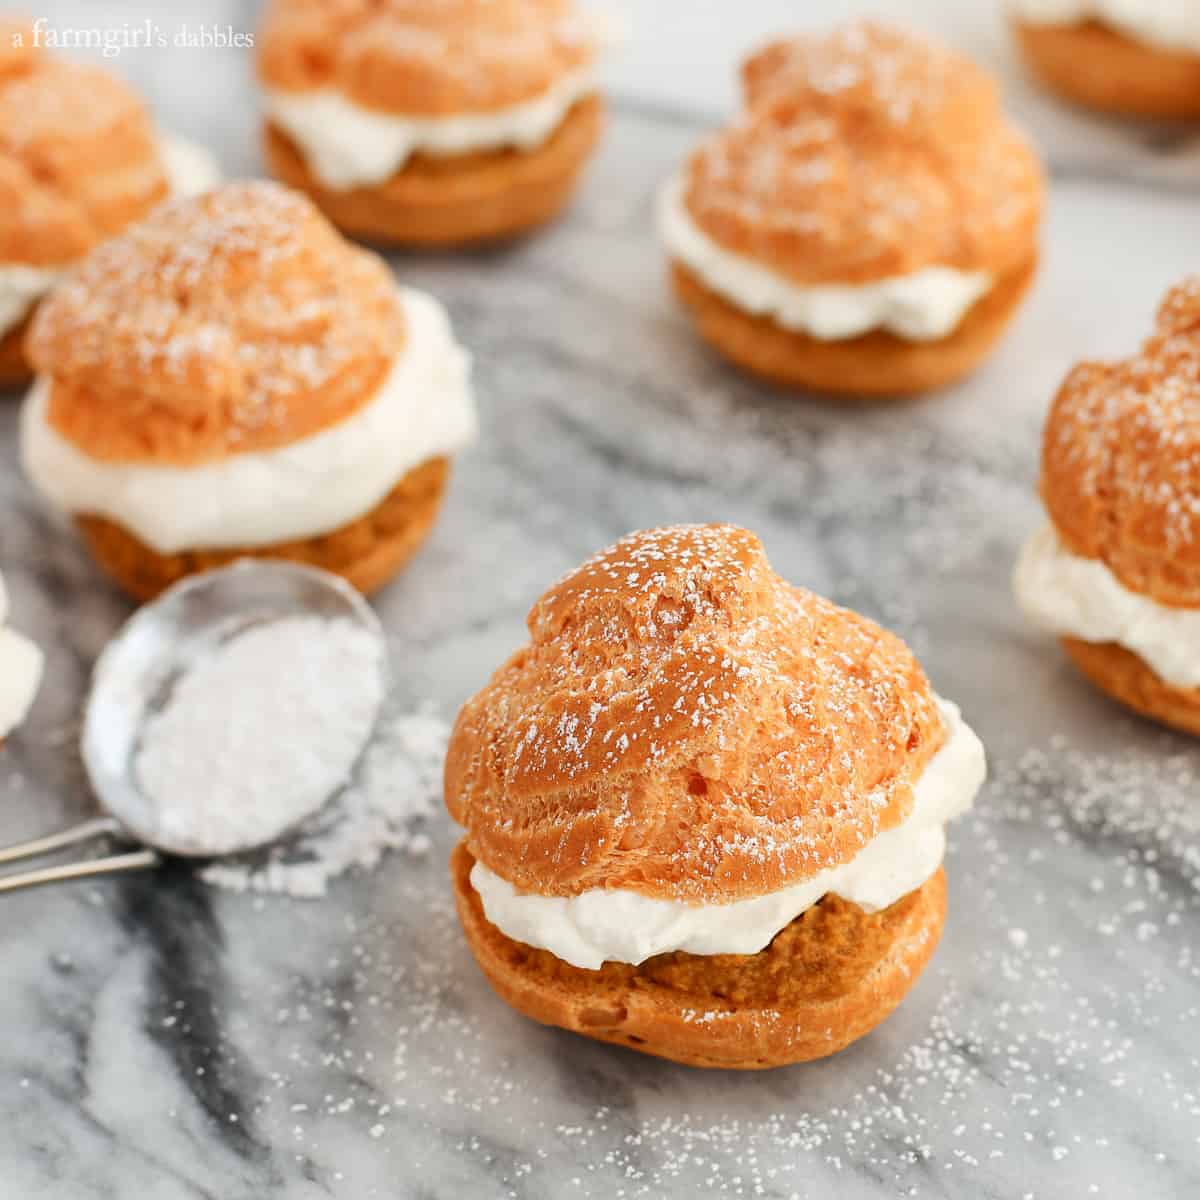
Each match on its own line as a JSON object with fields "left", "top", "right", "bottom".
{"left": 201, "top": 705, "right": 449, "bottom": 898}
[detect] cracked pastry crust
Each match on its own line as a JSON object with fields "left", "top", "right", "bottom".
{"left": 446, "top": 524, "right": 946, "bottom": 906}
{"left": 694, "top": 22, "right": 1041, "bottom": 286}
{"left": 1013, "top": 18, "right": 1200, "bottom": 119}
{"left": 258, "top": 0, "right": 597, "bottom": 115}
{"left": 1041, "top": 277, "right": 1200, "bottom": 610}
{"left": 27, "top": 181, "right": 405, "bottom": 464}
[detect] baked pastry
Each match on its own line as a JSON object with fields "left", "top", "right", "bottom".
{"left": 1015, "top": 278, "right": 1200, "bottom": 735}
{"left": 1010, "top": 2, "right": 1200, "bottom": 118}
{"left": 0, "top": 15, "right": 219, "bottom": 388}
{"left": 660, "top": 21, "right": 1043, "bottom": 398}
{"left": 0, "top": 569, "right": 43, "bottom": 742}
{"left": 20, "top": 181, "right": 476, "bottom": 602}
{"left": 446, "top": 524, "right": 987, "bottom": 1069}
{"left": 257, "top": 0, "right": 605, "bottom": 246}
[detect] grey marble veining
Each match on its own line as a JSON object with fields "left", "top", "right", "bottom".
{"left": 2, "top": 4, "right": 1200, "bottom": 1198}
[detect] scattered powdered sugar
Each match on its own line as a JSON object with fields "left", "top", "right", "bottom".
{"left": 134, "top": 615, "right": 385, "bottom": 857}
{"left": 200, "top": 704, "right": 449, "bottom": 898}
{"left": 226, "top": 730, "right": 1198, "bottom": 1198}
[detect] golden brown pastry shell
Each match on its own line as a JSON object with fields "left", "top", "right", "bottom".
{"left": 1060, "top": 638, "right": 1200, "bottom": 736}
{"left": 446, "top": 524, "right": 946, "bottom": 904}
{"left": 0, "top": 314, "right": 31, "bottom": 390}
{"left": 1013, "top": 19, "right": 1200, "bottom": 119}
{"left": 263, "top": 95, "right": 603, "bottom": 247}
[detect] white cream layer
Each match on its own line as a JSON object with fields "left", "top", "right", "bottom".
{"left": 264, "top": 66, "right": 597, "bottom": 191}
{"left": 658, "top": 175, "right": 994, "bottom": 344}
{"left": 0, "top": 133, "right": 220, "bottom": 342}
{"left": 0, "top": 266, "right": 61, "bottom": 342}
{"left": 0, "top": 574, "right": 44, "bottom": 738}
{"left": 1011, "top": 0, "right": 1200, "bottom": 55}
{"left": 470, "top": 698, "right": 986, "bottom": 971}
{"left": 1015, "top": 523, "right": 1200, "bottom": 687}
{"left": 20, "top": 286, "right": 476, "bottom": 554}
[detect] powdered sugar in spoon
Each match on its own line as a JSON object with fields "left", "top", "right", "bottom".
{"left": 0, "top": 561, "right": 387, "bottom": 892}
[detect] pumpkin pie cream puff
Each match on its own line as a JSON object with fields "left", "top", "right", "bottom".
{"left": 446, "top": 525, "right": 987, "bottom": 1069}
{"left": 258, "top": 0, "right": 604, "bottom": 246}
{"left": 20, "top": 181, "right": 476, "bottom": 602}
{"left": 1010, "top": 2, "right": 1200, "bottom": 118}
{"left": 1016, "top": 278, "right": 1200, "bottom": 735}
{"left": 0, "top": 15, "right": 219, "bottom": 388}
{"left": 0, "top": 570, "right": 42, "bottom": 743}
{"left": 660, "top": 22, "right": 1044, "bottom": 398}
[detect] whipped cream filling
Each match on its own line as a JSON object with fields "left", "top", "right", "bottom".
{"left": 658, "top": 175, "right": 994, "bottom": 344}
{"left": 158, "top": 131, "right": 222, "bottom": 198}
{"left": 1010, "top": 0, "right": 1200, "bottom": 55}
{"left": 0, "top": 265, "right": 62, "bottom": 342}
{"left": 21, "top": 286, "right": 476, "bottom": 553}
{"left": 0, "top": 574, "right": 44, "bottom": 738}
{"left": 1015, "top": 523, "right": 1200, "bottom": 687}
{"left": 469, "top": 698, "right": 986, "bottom": 971}
{"left": 264, "top": 65, "right": 597, "bottom": 190}
{"left": 0, "top": 133, "right": 220, "bottom": 342}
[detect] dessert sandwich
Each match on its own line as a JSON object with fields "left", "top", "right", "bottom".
{"left": 446, "top": 524, "right": 987, "bottom": 1069}
{"left": 1016, "top": 278, "right": 1200, "bottom": 735}
{"left": 1010, "top": 1, "right": 1200, "bottom": 118}
{"left": 660, "top": 21, "right": 1044, "bottom": 398}
{"left": 0, "top": 14, "right": 218, "bottom": 387}
{"left": 21, "top": 181, "right": 476, "bottom": 602}
{"left": 257, "top": 0, "right": 605, "bottom": 246}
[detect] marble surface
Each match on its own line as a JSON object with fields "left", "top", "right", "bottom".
{"left": 3, "top": 3, "right": 1200, "bottom": 1197}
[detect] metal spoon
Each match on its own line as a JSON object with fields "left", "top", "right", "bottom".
{"left": 0, "top": 561, "right": 387, "bottom": 893}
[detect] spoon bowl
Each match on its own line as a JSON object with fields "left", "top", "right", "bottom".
{"left": 0, "top": 560, "right": 388, "bottom": 892}
{"left": 83, "top": 559, "right": 388, "bottom": 858}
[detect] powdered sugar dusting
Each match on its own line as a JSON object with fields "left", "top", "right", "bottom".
{"left": 261, "top": 0, "right": 599, "bottom": 114}
{"left": 133, "top": 614, "right": 385, "bottom": 858}
{"left": 451, "top": 523, "right": 947, "bottom": 903}
{"left": 685, "top": 20, "right": 1042, "bottom": 283}
{"left": 1044, "top": 276, "right": 1200, "bottom": 577}
{"left": 27, "top": 181, "right": 404, "bottom": 460}
{"left": 237, "top": 730, "right": 1199, "bottom": 1197}
{"left": 202, "top": 705, "right": 449, "bottom": 898}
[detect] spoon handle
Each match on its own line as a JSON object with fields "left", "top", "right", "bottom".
{"left": 0, "top": 815, "right": 126, "bottom": 867}
{"left": 0, "top": 849, "right": 161, "bottom": 894}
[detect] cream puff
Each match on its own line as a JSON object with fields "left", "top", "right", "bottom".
{"left": 1010, "top": 2, "right": 1200, "bottom": 118}
{"left": 660, "top": 21, "right": 1044, "bottom": 399}
{"left": 0, "top": 14, "right": 219, "bottom": 388}
{"left": 0, "top": 570, "right": 43, "bottom": 742}
{"left": 20, "top": 181, "right": 476, "bottom": 602}
{"left": 446, "top": 524, "right": 987, "bottom": 1069}
{"left": 1016, "top": 278, "right": 1200, "bottom": 735}
{"left": 257, "top": 0, "right": 605, "bottom": 247}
